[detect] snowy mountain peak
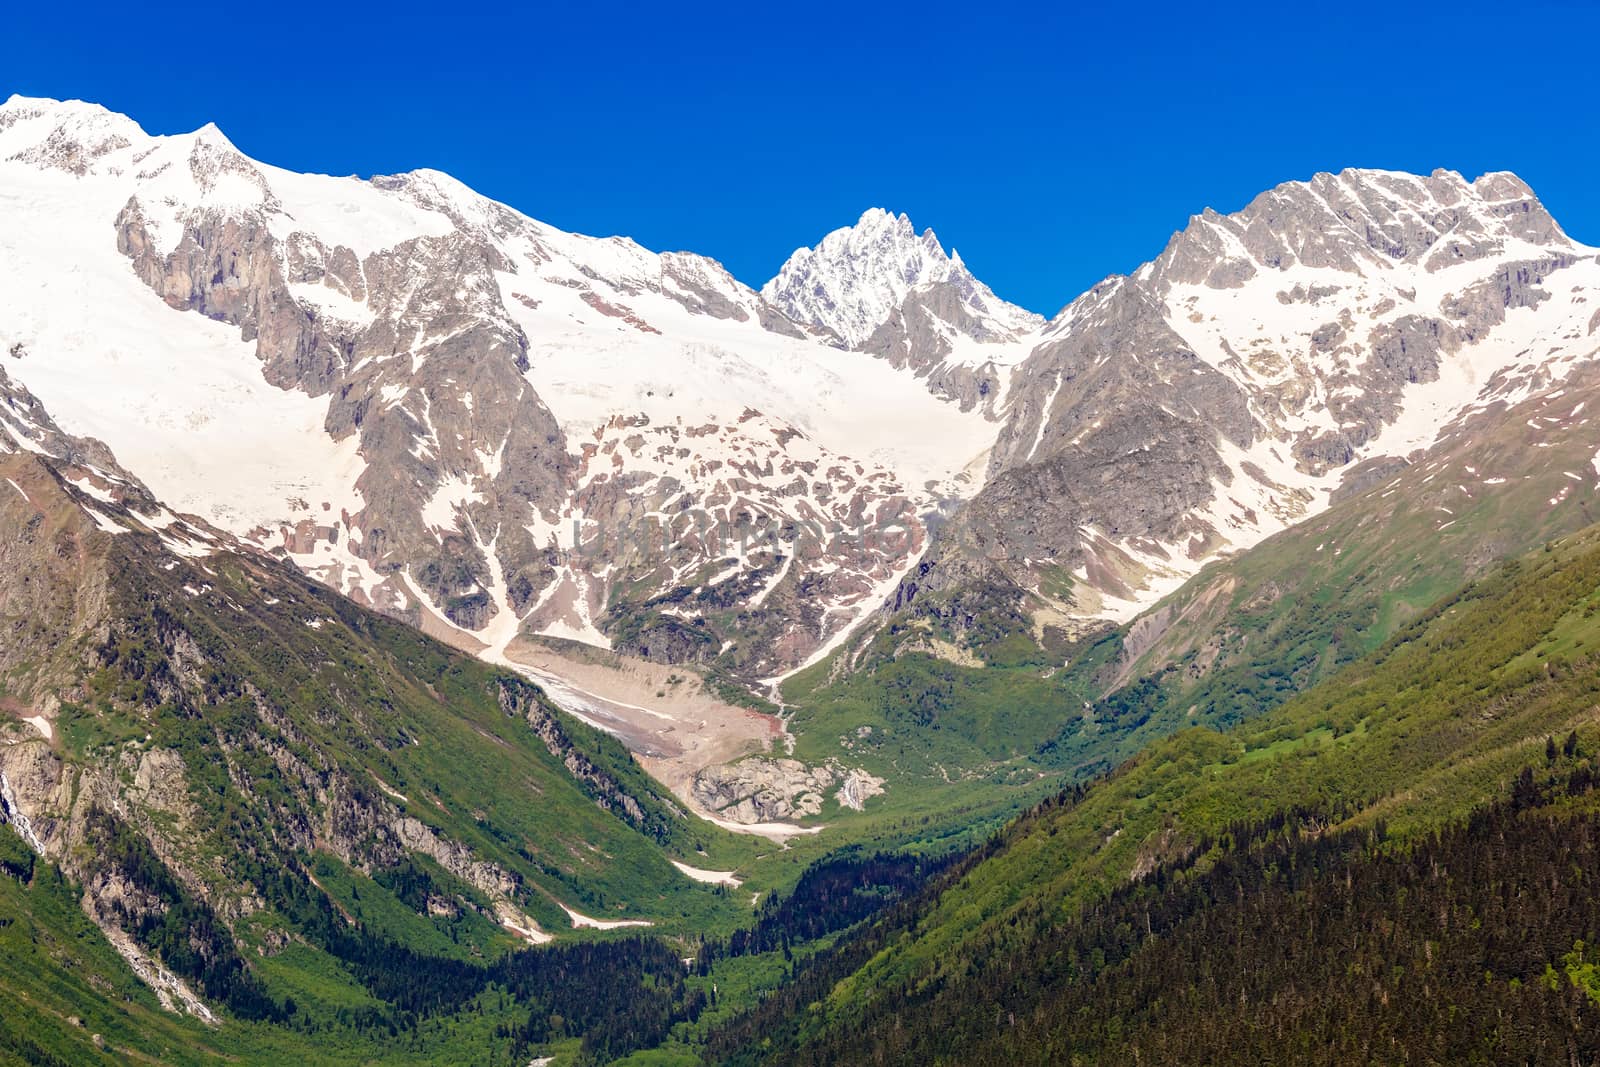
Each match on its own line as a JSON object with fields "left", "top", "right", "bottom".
{"left": 851, "top": 206, "right": 933, "bottom": 251}
{"left": 1148, "top": 166, "right": 1575, "bottom": 294}
{"left": 761, "top": 207, "right": 1040, "bottom": 348}
{"left": 1, "top": 94, "right": 119, "bottom": 121}
{"left": 0, "top": 98, "right": 1005, "bottom": 688}
{"left": 965, "top": 162, "right": 1600, "bottom": 649}
{"left": 761, "top": 207, "right": 952, "bottom": 345}
{"left": 188, "top": 120, "right": 237, "bottom": 150}
{"left": 0, "top": 94, "right": 148, "bottom": 174}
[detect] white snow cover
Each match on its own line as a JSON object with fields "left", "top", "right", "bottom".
{"left": 0, "top": 96, "right": 378, "bottom": 537}
{"left": 762, "top": 208, "right": 1042, "bottom": 347}
{"left": 670, "top": 860, "right": 743, "bottom": 887}
{"left": 494, "top": 902, "right": 554, "bottom": 945}
{"left": 0, "top": 95, "right": 1006, "bottom": 665}
{"left": 1009, "top": 166, "right": 1600, "bottom": 623}
{"left": 515, "top": 324, "right": 996, "bottom": 500}
{"left": 4, "top": 95, "right": 1599, "bottom": 662}
{"left": 560, "top": 903, "right": 653, "bottom": 930}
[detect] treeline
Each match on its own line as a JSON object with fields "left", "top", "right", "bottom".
{"left": 710, "top": 757, "right": 1600, "bottom": 1065}
{"left": 80, "top": 806, "right": 291, "bottom": 1023}
{"left": 695, "top": 848, "right": 962, "bottom": 968}
{"left": 77, "top": 797, "right": 692, "bottom": 1054}
{"left": 491, "top": 849, "right": 960, "bottom": 1061}
{"left": 74, "top": 791, "right": 963, "bottom": 1063}
{"left": 488, "top": 848, "right": 969, "bottom": 1062}
{"left": 495, "top": 937, "right": 707, "bottom": 1062}
{"left": 698, "top": 807, "right": 1074, "bottom": 1063}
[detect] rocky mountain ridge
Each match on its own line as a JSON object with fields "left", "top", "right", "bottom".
{"left": 763, "top": 208, "right": 1045, "bottom": 413}
{"left": 0, "top": 96, "right": 998, "bottom": 691}
{"left": 881, "top": 167, "right": 1600, "bottom": 665}
{"left": 5, "top": 94, "right": 1600, "bottom": 720}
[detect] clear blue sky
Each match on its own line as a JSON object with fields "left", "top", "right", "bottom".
{"left": 5, "top": 1, "right": 1597, "bottom": 315}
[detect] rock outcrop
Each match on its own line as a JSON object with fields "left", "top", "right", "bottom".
{"left": 887, "top": 168, "right": 1600, "bottom": 657}
{"left": 690, "top": 756, "right": 884, "bottom": 823}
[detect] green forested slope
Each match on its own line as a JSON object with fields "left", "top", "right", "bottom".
{"left": 0, "top": 450, "right": 768, "bottom": 1063}
{"left": 10, "top": 374, "right": 1600, "bottom": 1064}
{"left": 710, "top": 519, "right": 1600, "bottom": 1065}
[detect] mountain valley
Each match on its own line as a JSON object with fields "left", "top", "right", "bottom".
{"left": 4, "top": 90, "right": 1600, "bottom": 1064}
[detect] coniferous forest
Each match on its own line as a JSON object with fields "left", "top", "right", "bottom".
{"left": 708, "top": 768, "right": 1600, "bottom": 1065}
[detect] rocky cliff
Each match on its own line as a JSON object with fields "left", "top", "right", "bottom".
{"left": 883, "top": 168, "right": 1600, "bottom": 662}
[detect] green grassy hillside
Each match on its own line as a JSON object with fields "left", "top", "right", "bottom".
{"left": 709, "top": 516, "right": 1600, "bottom": 1064}
{"left": 0, "top": 450, "right": 776, "bottom": 1062}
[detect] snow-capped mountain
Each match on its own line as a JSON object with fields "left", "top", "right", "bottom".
{"left": 762, "top": 208, "right": 1033, "bottom": 346}
{"left": 6, "top": 93, "right": 1600, "bottom": 694}
{"left": 889, "top": 167, "right": 1600, "bottom": 657}
{"left": 0, "top": 96, "right": 997, "bottom": 686}
{"left": 763, "top": 209, "right": 1044, "bottom": 413}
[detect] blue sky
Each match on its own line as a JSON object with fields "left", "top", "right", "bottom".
{"left": 6, "top": 1, "right": 1597, "bottom": 315}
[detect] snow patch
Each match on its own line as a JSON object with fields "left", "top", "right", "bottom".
{"left": 560, "top": 903, "right": 653, "bottom": 930}
{"left": 670, "top": 860, "right": 742, "bottom": 887}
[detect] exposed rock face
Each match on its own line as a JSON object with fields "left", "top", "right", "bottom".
{"left": 566, "top": 408, "right": 947, "bottom": 679}
{"left": 764, "top": 209, "right": 1043, "bottom": 414}
{"left": 0, "top": 375, "right": 182, "bottom": 713}
{"left": 0, "top": 97, "right": 999, "bottom": 681}
{"left": 887, "top": 168, "right": 1600, "bottom": 655}
{"left": 498, "top": 678, "right": 685, "bottom": 838}
{"left": 111, "top": 145, "right": 575, "bottom": 631}
{"left": 690, "top": 756, "right": 882, "bottom": 823}
{"left": 0, "top": 367, "right": 153, "bottom": 495}
{"left": 8, "top": 96, "right": 1600, "bottom": 691}
{"left": 0, "top": 426, "right": 690, "bottom": 1010}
